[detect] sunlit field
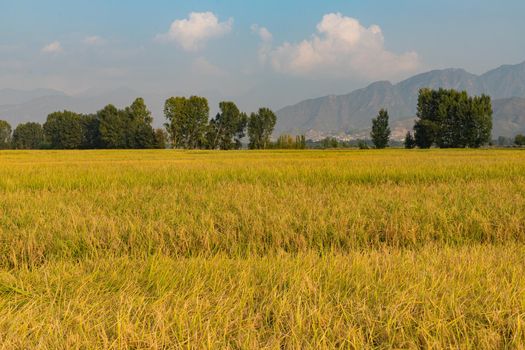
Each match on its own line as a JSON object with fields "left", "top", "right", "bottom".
{"left": 1, "top": 149, "right": 525, "bottom": 348}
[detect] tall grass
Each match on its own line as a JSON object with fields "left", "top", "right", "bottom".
{"left": 0, "top": 150, "right": 524, "bottom": 266}
{"left": 1, "top": 246, "right": 524, "bottom": 348}
{"left": 0, "top": 149, "right": 525, "bottom": 348}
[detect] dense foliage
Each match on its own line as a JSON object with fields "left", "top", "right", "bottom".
{"left": 206, "top": 101, "right": 248, "bottom": 150}
{"left": 247, "top": 107, "right": 277, "bottom": 149}
{"left": 95, "top": 98, "right": 157, "bottom": 149}
{"left": 1, "top": 96, "right": 278, "bottom": 150}
{"left": 12, "top": 122, "right": 45, "bottom": 149}
{"left": 370, "top": 108, "right": 391, "bottom": 149}
{"left": 404, "top": 131, "right": 416, "bottom": 149}
{"left": 0, "top": 89, "right": 499, "bottom": 150}
{"left": 164, "top": 96, "right": 210, "bottom": 149}
{"left": 515, "top": 134, "right": 525, "bottom": 146}
{"left": 0, "top": 120, "right": 12, "bottom": 149}
{"left": 44, "top": 111, "right": 85, "bottom": 149}
{"left": 7, "top": 98, "right": 161, "bottom": 150}
{"left": 414, "top": 88, "right": 492, "bottom": 148}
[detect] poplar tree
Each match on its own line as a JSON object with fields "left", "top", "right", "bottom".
{"left": 164, "top": 96, "right": 209, "bottom": 149}
{"left": 370, "top": 109, "right": 391, "bottom": 149}
{"left": 207, "top": 101, "right": 247, "bottom": 150}
{"left": 0, "top": 120, "right": 12, "bottom": 149}
{"left": 247, "top": 108, "right": 277, "bottom": 149}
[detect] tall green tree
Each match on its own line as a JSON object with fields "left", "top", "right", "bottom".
{"left": 370, "top": 109, "right": 391, "bottom": 149}
{"left": 466, "top": 95, "right": 492, "bottom": 148}
{"left": 515, "top": 134, "right": 525, "bottom": 146}
{"left": 404, "top": 131, "right": 416, "bottom": 149}
{"left": 44, "top": 111, "right": 84, "bottom": 149}
{"left": 12, "top": 122, "right": 44, "bottom": 149}
{"left": 81, "top": 114, "right": 101, "bottom": 149}
{"left": 207, "top": 101, "right": 247, "bottom": 149}
{"left": 97, "top": 104, "right": 127, "bottom": 149}
{"left": 164, "top": 96, "right": 209, "bottom": 149}
{"left": 124, "top": 98, "right": 156, "bottom": 149}
{"left": 413, "top": 88, "right": 492, "bottom": 148}
{"left": 154, "top": 128, "right": 169, "bottom": 149}
{"left": 0, "top": 120, "right": 12, "bottom": 149}
{"left": 413, "top": 89, "right": 441, "bottom": 148}
{"left": 247, "top": 108, "right": 277, "bottom": 149}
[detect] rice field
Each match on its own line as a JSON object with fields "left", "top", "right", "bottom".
{"left": 0, "top": 149, "right": 524, "bottom": 348}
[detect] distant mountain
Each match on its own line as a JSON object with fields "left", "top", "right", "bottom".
{"left": 0, "top": 87, "right": 226, "bottom": 129}
{"left": 481, "top": 62, "right": 525, "bottom": 99}
{"left": 0, "top": 88, "right": 146, "bottom": 126}
{"left": 276, "top": 61, "right": 525, "bottom": 139}
{"left": 492, "top": 97, "right": 525, "bottom": 137}
{"left": 0, "top": 88, "right": 66, "bottom": 106}
{"left": 2, "top": 61, "right": 525, "bottom": 139}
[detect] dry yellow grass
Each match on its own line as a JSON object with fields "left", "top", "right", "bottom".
{"left": 0, "top": 149, "right": 524, "bottom": 348}
{"left": 1, "top": 247, "right": 525, "bottom": 349}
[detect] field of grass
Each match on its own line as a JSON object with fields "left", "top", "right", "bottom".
{"left": 1, "top": 149, "right": 524, "bottom": 348}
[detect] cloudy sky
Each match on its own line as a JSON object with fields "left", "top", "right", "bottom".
{"left": 1, "top": 0, "right": 524, "bottom": 110}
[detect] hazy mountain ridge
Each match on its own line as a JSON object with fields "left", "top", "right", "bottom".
{"left": 1, "top": 61, "right": 524, "bottom": 139}
{"left": 0, "top": 89, "right": 147, "bottom": 126}
{"left": 0, "top": 88, "right": 66, "bottom": 106}
{"left": 0, "top": 88, "right": 227, "bottom": 129}
{"left": 492, "top": 97, "right": 525, "bottom": 137}
{"left": 276, "top": 61, "right": 525, "bottom": 139}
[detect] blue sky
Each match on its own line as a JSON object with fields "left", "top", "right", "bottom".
{"left": 1, "top": 0, "right": 524, "bottom": 109}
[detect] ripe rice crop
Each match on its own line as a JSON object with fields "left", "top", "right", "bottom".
{"left": 0, "top": 149, "right": 524, "bottom": 348}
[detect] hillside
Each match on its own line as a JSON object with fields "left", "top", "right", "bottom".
{"left": 1, "top": 61, "right": 524, "bottom": 139}
{"left": 0, "top": 88, "right": 226, "bottom": 129}
{"left": 276, "top": 61, "right": 525, "bottom": 139}
{"left": 492, "top": 97, "right": 525, "bottom": 137}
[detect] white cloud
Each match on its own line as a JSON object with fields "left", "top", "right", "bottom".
{"left": 266, "top": 13, "right": 419, "bottom": 79}
{"left": 84, "top": 36, "right": 106, "bottom": 46}
{"left": 156, "top": 12, "right": 233, "bottom": 51}
{"left": 251, "top": 24, "right": 272, "bottom": 43}
{"left": 251, "top": 24, "right": 273, "bottom": 64}
{"left": 41, "top": 41, "right": 63, "bottom": 54}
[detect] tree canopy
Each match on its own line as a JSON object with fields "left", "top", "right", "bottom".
{"left": 39, "top": 98, "right": 159, "bottom": 150}
{"left": 413, "top": 89, "right": 492, "bottom": 148}
{"left": 0, "top": 120, "right": 12, "bottom": 149}
{"left": 44, "top": 111, "right": 84, "bottom": 149}
{"left": 12, "top": 122, "right": 44, "bottom": 149}
{"left": 515, "top": 134, "right": 525, "bottom": 146}
{"left": 248, "top": 108, "right": 277, "bottom": 149}
{"left": 164, "top": 96, "right": 209, "bottom": 149}
{"left": 206, "top": 101, "right": 247, "bottom": 150}
{"left": 370, "top": 109, "right": 391, "bottom": 149}
{"left": 404, "top": 131, "right": 416, "bottom": 149}
{"left": 1, "top": 96, "right": 279, "bottom": 150}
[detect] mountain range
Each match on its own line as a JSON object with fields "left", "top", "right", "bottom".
{"left": 0, "top": 88, "right": 166, "bottom": 128}
{"left": 1, "top": 61, "right": 524, "bottom": 140}
{"left": 276, "top": 61, "right": 525, "bottom": 139}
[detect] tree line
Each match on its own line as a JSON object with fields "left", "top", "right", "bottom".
{"left": 0, "top": 88, "right": 509, "bottom": 151}
{"left": 0, "top": 97, "right": 277, "bottom": 150}
{"left": 369, "top": 88, "right": 494, "bottom": 149}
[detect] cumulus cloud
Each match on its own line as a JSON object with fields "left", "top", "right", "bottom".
{"left": 251, "top": 24, "right": 273, "bottom": 43}
{"left": 251, "top": 24, "right": 273, "bottom": 63}
{"left": 156, "top": 12, "right": 233, "bottom": 51}
{"left": 84, "top": 36, "right": 106, "bottom": 46}
{"left": 41, "top": 41, "right": 63, "bottom": 54}
{"left": 266, "top": 13, "right": 419, "bottom": 79}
